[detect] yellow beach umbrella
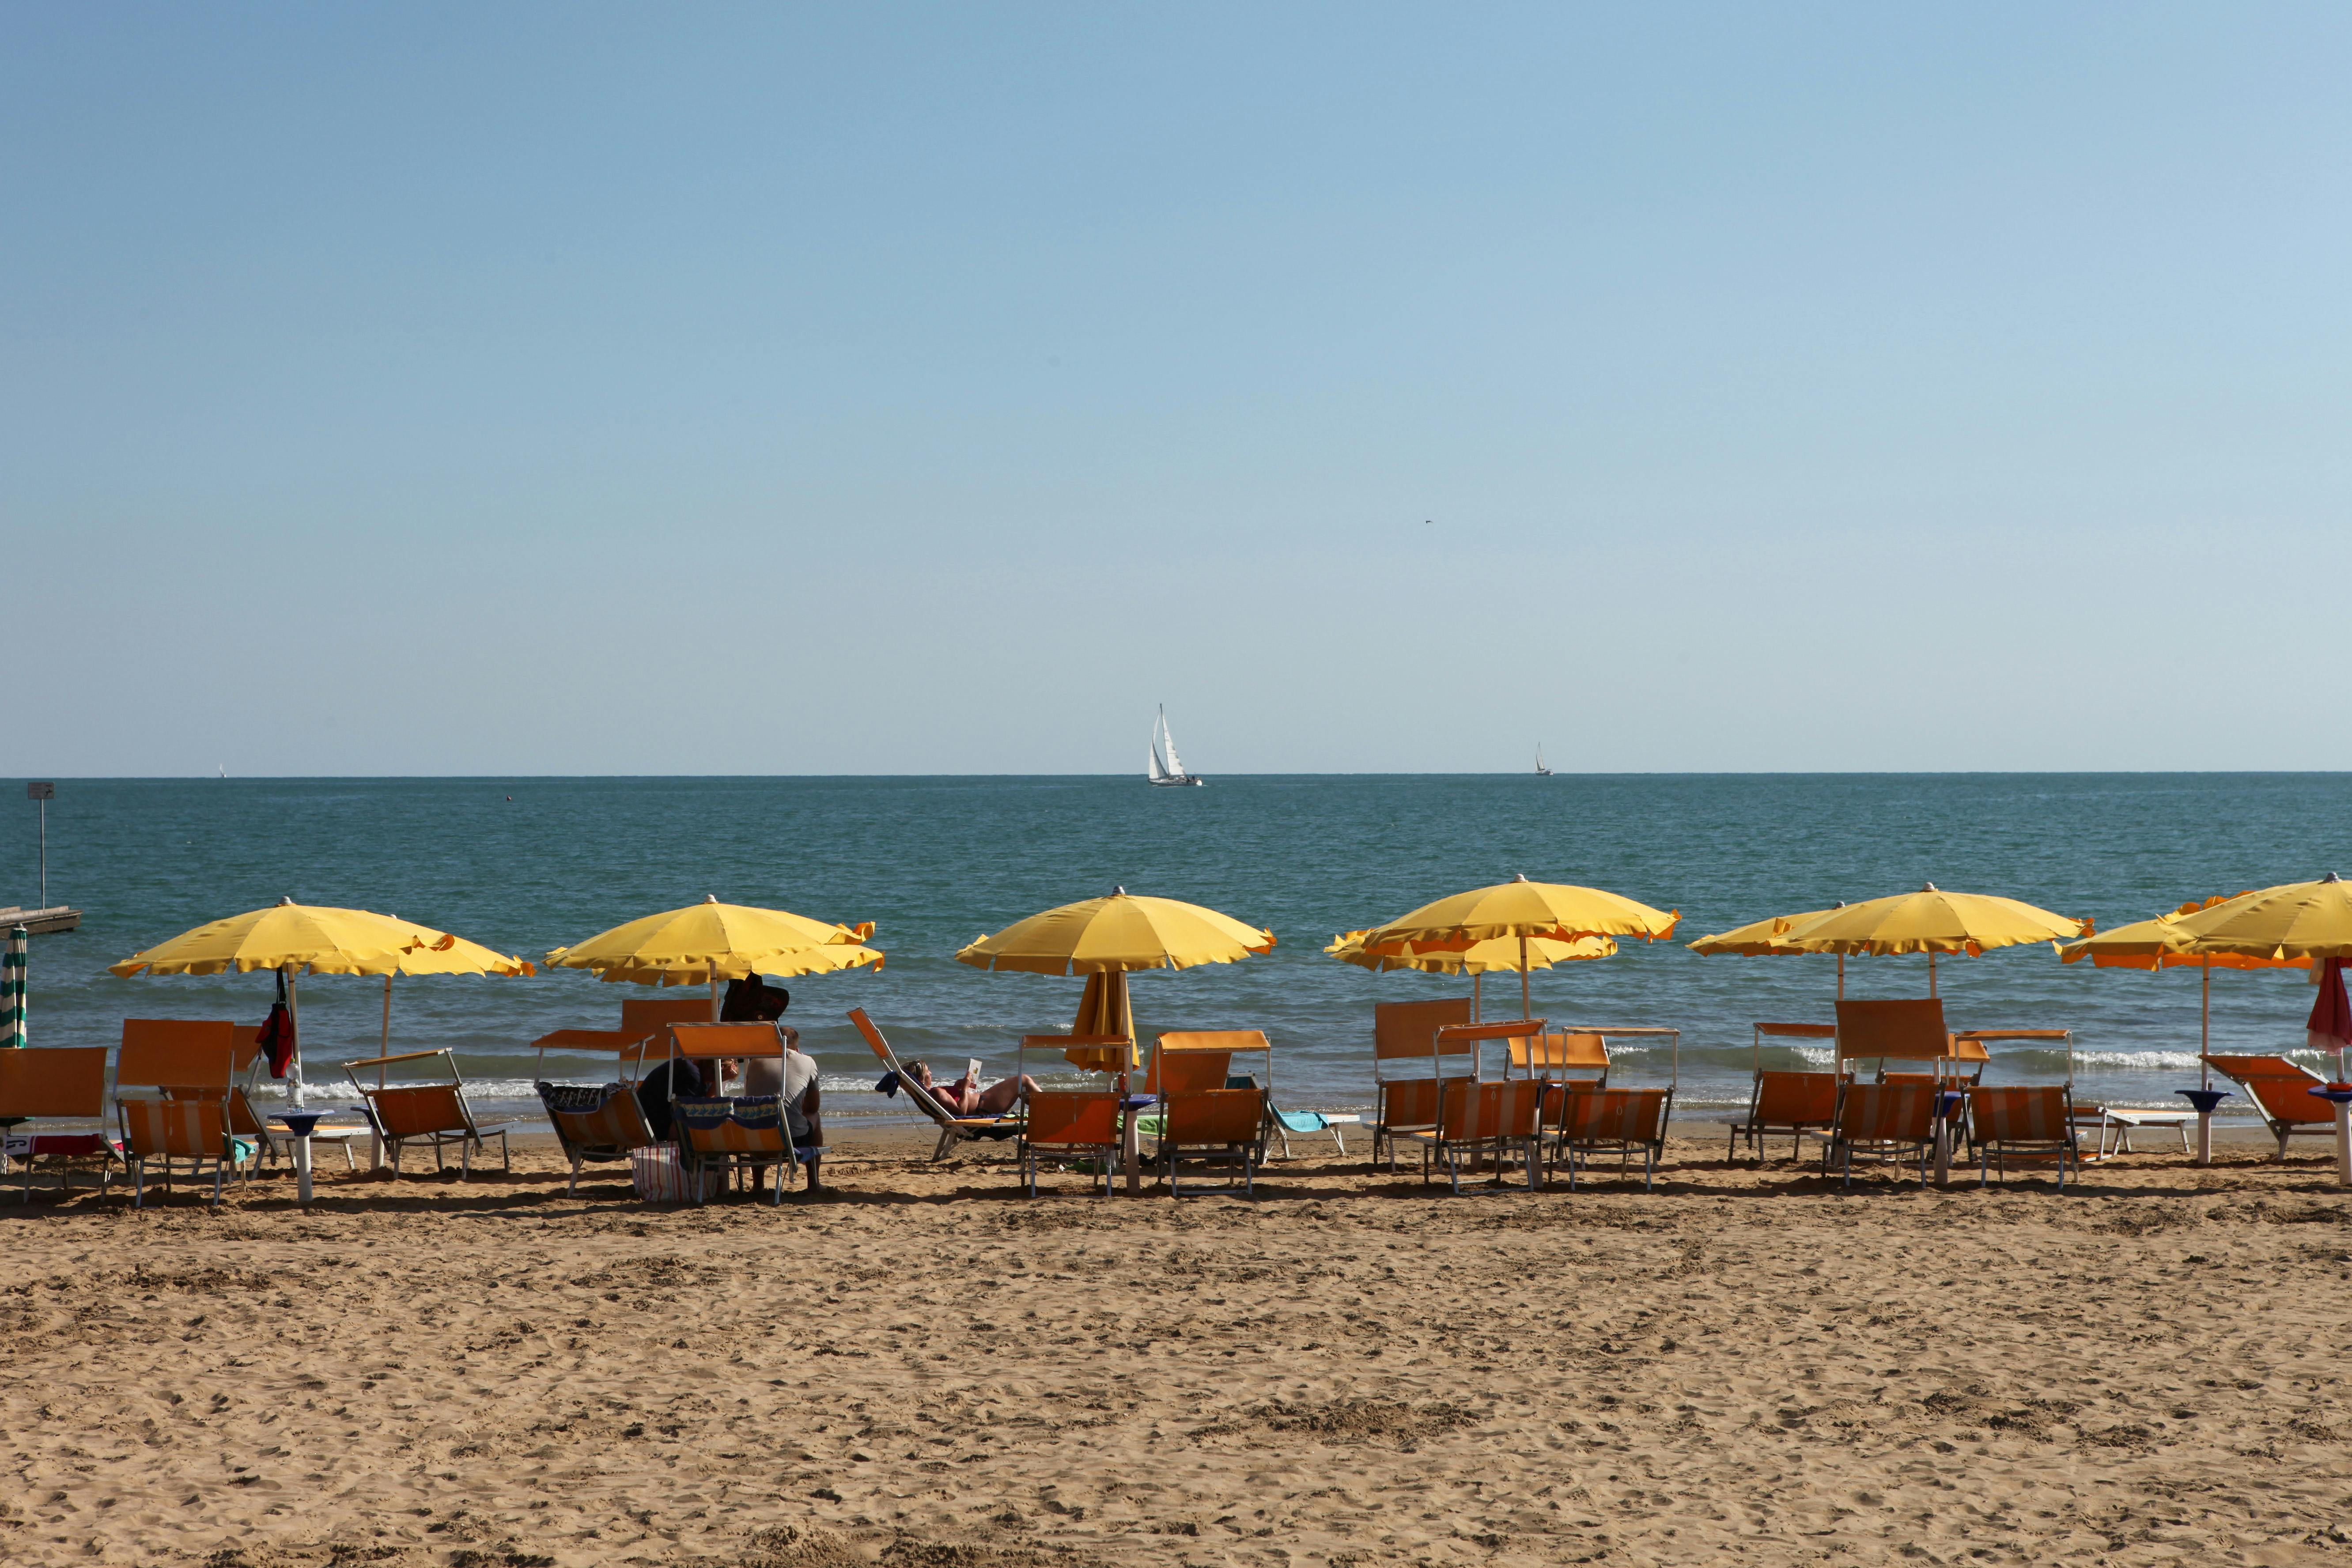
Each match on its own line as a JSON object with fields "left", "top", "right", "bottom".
{"left": 1687, "top": 908, "right": 1841, "bottom": 958}
{"left": 954, "top": 888, "right": 1273, "bottom": 975}
{"left": 1327, "top": 928, "right": 1616, "bottom": 1023}
{"left": 1355, "top": 873, "right": 1677, "bottom": 1018}
{"left": 2059, "top": 892, "right": 2306, "bottom": 1093}
{"left": 547, "top": 895, "right": 882, "bottom": 1020}
{"left": 110, "top": 898, "right": 531, "bottom": 1102}
{"left": 2160, "top": 874, "right": 2352, "bottom": 961}
{"left": 1773, "top": 884, "right": 2083, "bottom": 996}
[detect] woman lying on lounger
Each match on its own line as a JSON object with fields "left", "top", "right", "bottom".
{"left": 901, "top": 1060, "right": 1038, "bottom": 1118}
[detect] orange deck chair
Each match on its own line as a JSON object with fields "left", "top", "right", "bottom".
{"left": 1825, "top": 1081, "right": 1938, "bottom": 1189}
{"left": 342, "top": 1047, "right": 511, "bottom": 1175}
{"left": 1404, "top": 1078, "right": 1545, "bottom": 1194}
{"left": 1724, "top": 1023, "right": 1838, "bottom": 1162}
{"left": 116, "top": 1019, "right": 251, "bottom": 1208}
{"left": 849, "top": 1007, "right": 1021, "bottom": 1160}
{"left": 0, "top": 1046, "right": 115, "bottom": 1199}
{"left": 2201, "top": 1054, "right": 2336, "bottom": 1159}
{"left": 531, "top": 1028, "right": 666, "bottom": 1195}
{"left": 1018, "top": 1091, "right": 1123, "bottom": 1197}
{"left": 1969, "top": 1084, "right": 2080, "bottom": 1190}
{"left": 1154, "top": 1031, "right": 1274, "bottom": 1197}
{"left": 1554, "top": 1086, "right": 1673, "bottom": 1191}
{"left": 1370, "top": 997, "right": 1475, "bottom": 1171}
{"left": 663, "top": 1022, "right": 819, "bottom": 1204}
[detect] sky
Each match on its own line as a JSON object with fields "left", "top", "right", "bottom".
{"left": 7, "top": 3, "right": 2351, "bottom": 776}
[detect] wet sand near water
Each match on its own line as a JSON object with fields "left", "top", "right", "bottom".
{"left": 5, "top": 1127, "right": 2352, "bottom": 1567}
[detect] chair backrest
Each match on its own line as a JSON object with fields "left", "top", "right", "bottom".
{"left": 1837, "top": 1082, "right": 1936, "bottom": 1141}
{"left": 621, "top": 997, "right": 713, "bottom": 1040}
{"left": 1379, "top": 1077, "right": 1442, "bottom": 1129}
{"left": 118, "top": 1096, "right": 229, "bottom": 1159}
{"left": 1753, "top": 1070, "right": 1839, "bottom": 1125}
{"left": 1879, "top": 1070, "right": 1940, "bottom": 1088}
{"left": 2203, "top": 1053, "right": 2319, "bottom": 1083}
{"left": 1970, "top": 1085, "right": 2070, "bottom": 1143}
{"left": 1373, "top": 998, "right": 1475, "bottom": 1068}
{"left": 118, "top": 1019, "right": 242, "bottom": 1090}
{"left": 2242, "top": 1074, "right": 2335, "bottom": 1126}
{"left": 667, "top": 1022, "right": 781, "bottom": 1060}
{"left": 365, "top": 1084, "right": 473, "bottom": 1140}
{"left": 1509, "top": 1031, "right": 1607, "bottom": 1075}
{"left": 540, "top": 1083, "right": 658, "bottom": 1154}
{"left": 1024, "top": 1091, "right": 1122, "bottom": 1149}
{"left": 673, "top": 1095, "right": 787, "bottom": 1153}
{"left": 1162, "top": 1088, "right": 1264, "bottom": 1145}
{"left": 1834, "top": 999, "right": 1951, "bottom": 1064}
{"left": 1148, "top": 1050, "right": 1232, "bottom": 1095}
{"left": 1560, "top": 1087, "right": 1668, "bottom": 1144}
{"left": 0, "top": 1046, "right": 108, "bottom": 1118}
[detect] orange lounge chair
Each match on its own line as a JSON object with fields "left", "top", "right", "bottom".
{"left": 532, "top": 1027, "right": 670, "bottom": 1194}
{"left": 1834, "top": 998, "right": 1954, "bottom": 1076}
{"left": 0, "top": 1046, "right": 116, "bottom": 1199}
{"left": 849, "top": 1007, "right": 1020, "bottom": 1160}
{"left": 1554, "top": 1087, "right": 1671, "bottom": 1191}
{"left": 115, "top": 1020, "right": 253, "bottom": 1207}
{"left": 1969, "top": 1085, "right": 2079, "bottom": 1190}
{"left": 1404, "top": 1078, "right": 1544, "bottom": 1194}
{"left": 1018, "top": 1090, "right": 1123, "bottom": 1198}
{"left": 1370, "top": 997, "right": 1476, "bottom": 1170}
{"left": 2202, "top": 1054, "right": 2334, "bottom": 1160}
{"left": 1726, "top": 1070, "right": 1839, "bottom": 1163}
{"left": 663, "top": 1022, "right": 822, "bottom": 1202}
{"left": 1157, "top": 1087, "right": 1268, "bottom": 1197}
{"left": 1826, "top": 1082, "right": 1936, "bottom": 1189}
{"left": 342, "top": 1048, "right": 511, "bottom": 1175}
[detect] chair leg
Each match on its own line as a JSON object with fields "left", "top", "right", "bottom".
{"left": 567, "top": 1156, "right": 582, "bottom": 1197}
{"left": 210, "top": 1161, "right": 224, "bottom": 1209}
{"left": 132, "top": 1160, "right": 144, "bottom": 1209}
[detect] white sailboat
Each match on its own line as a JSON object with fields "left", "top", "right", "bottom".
{"left": 1535, "top": 744, "right": 1554, "bottom": 776}
{"left": 1147, "top": 706, "right": 1206, "bottom": 787}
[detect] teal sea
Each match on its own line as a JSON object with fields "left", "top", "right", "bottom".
{"left": 8, "top": 774, "right": 2351, "bottom": 1124}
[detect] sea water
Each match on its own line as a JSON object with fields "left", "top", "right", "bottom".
{"left": 8, "top": 774, "right": 2351, "bottom": 1124}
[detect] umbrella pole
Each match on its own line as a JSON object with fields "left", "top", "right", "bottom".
{"left": 1837, "top": 954, "right": 1844, "bottom": 1001}
{"left": 1519, "top": 937, "right": 1531, "bottom": 1022}
{"left": 1928, "top": 950, "right": 1937, "bottom": 998}
{"left": 2200, "top": 961, "right": 2210, "bottom": 1087}
{"left": 381, "top": 974, "right": 393, "bottom": 1056}
{"left": 710, "top": 972, "right": 721, "bottom": 1024}
{"left": 284, "top": 964, "right": 304, "bottom": 1111}
{"left": 1472, "top": 974, "right": 1481, "bottom": 1024}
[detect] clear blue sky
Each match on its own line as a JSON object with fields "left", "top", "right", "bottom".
{"left": 8, "top": 4, "right": 2349, "bottom": 775}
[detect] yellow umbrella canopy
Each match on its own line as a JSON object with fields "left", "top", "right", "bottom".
{"left": 2058, "top": 892, "right": 2303, "bottom": 971}
{"left": 1355, "top": 874, "right": 1675, "bottom": 1018}
{"left": 1773, "top": 885, "right": 2082, "bottom": 957}
{"left": 110, "top": 900, "right": 530, "bottom": 977}
{"left": 1770, "top": 883, "right": 2084, "bottom": 998}
{"left": 954, "top": 888, "right": 1274, "bottom": 975}
{"left": 1356, "top": 874, "right": 1679, "bottom": 953}
{"left": 2159, "top": 874, "right": 2352, "bottom": 961}
{"left": 546, "top": 896, "right": 882, "bottom": 986}
{"left": 1325, "top": 929, "right": 1618, "bottom": 973}
{"left": 1686, "top": 907, "right": 1842, "bottom": 957}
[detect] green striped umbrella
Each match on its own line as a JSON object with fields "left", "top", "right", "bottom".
{"left": 1, "top": 925, "right": 26, "bottom": 1048}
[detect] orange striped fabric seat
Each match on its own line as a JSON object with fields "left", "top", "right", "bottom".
{"left": 538, "top": 1083, "right": 660, "bottom": 1197}
{"left": 1969, "top": 1086, "right": 2078, "bottom": 1190}
{"left": 116, "top": 1096, "right": 238, "bottom": 1209}
{"left": 1553, "top": 1087, "right": 1671, "bottom": 1191}
{"left": 1828, "top": 1083, "right": 1937, "bottom": 1189}
{"left": 1406, "top": 1079, "right": 1545, "bottom": 1194}
{"left": 1727, "top": 1071, "right": 1838, "bottom": 1163}
{"left": 1018, "top": 1091, "right": 1123, "bottom": 1198}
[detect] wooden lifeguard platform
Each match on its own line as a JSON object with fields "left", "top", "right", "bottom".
{"left": 0, "top": 905, "right": 81, "bottom": 934}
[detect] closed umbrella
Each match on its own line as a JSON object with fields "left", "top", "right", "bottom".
{"left": 1, "top": 924, "right": 25, "bottom": 1049}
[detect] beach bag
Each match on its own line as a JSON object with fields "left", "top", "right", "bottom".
{"left": 629, "top": 1144, "right": 718, "bottom": 1203}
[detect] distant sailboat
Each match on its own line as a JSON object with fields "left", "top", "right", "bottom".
{"left": 1147, "top": 706, "right": 1206, "bottom": 787}
{"left": 1535, "top": 744, "right": 1554, "bottom": 776}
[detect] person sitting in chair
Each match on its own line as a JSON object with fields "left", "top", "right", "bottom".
{"left": 727, "top": 981, "right": 824, "bottom": 1194}
{"left": 900, "top": 1059, "right": 1038, "bottom": 1118}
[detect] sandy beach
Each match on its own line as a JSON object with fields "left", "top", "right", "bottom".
{"left": 5, "top": 1128, "right": 2351, "bottom": 1568}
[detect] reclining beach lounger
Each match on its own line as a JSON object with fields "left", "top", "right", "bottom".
{"left": 1554, "top": 1086, "right": 1671, "bottom": 1191}
{"left": 672, "top": 1093, "right": 813, "bottom": 1205}
{"left": 2202, "top": 1054, "right": 2334, "bottom": 1160}
{"left": 1157, "top": 1086, "right": 1270, "bottom": 1197}
{"left": 539, "top": 1081, "right": 662, "bottom": 1195}
{"left": 1370, "top": 997, "right": 1475, "bottom": 1170}
{"left": 344, "top": 1049, "right": 512, "bottom": 1175}
{"left": 116, "top": 1021, "right": 255, "bottom": 1208}
{"left": 849, "top": 1007, "right": 1020, "bottom": 1159}
{"left": 1404, "top": 1078, "right": 1544, "bottom": 1194}
{"left": 1970, "top": 1085, "right": 2079, "bottom": 1190}
{"left": 1018, "top": 1090, "right": 1123, "bottom": 1197}
{"left": 1725, "top": 1069, "right": 1839, "bottom": 1164}
{"left": 1826, "top": 1082, "right": 1936, "bottom": 1189}
{"left": 0, "top": 1046, "right": 116, "bottom": 1198}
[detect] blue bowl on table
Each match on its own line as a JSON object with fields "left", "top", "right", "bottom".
{"left": 2176, "top": 1088, "right": 2231, "bottom": 1115}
